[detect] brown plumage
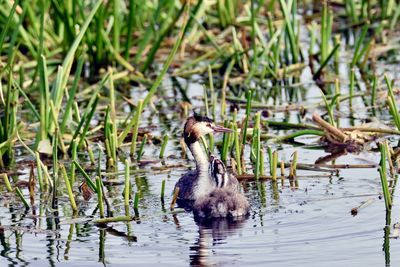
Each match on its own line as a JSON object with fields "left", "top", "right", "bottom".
{"left": 174, "top": 115, "right": 249, "bottom": 218}
{"left": 193, "top": 154, "right": 249, "bottom": 219}
{"left": 183, "top": 115, "right": 213, "bottom": 145}
{"left": 174, "top": 115, "right": 232, "bottom": 204}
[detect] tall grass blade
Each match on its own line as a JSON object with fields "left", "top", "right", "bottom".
{"left": 142, "top": 3, "right": 190, "bottom": 107}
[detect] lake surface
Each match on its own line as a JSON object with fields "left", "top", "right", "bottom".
{"left": 1, "top": 74, "right": 400, "bottom": 267}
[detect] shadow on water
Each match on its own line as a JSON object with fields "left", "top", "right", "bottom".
{"left": 189, "top": 216, "right": 248, "bottom": 267}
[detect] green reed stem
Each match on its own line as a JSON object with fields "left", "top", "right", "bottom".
{"left": 242, "top": 89, "right": 253, "bottom": 147}
{"left": 200, "top": 136, "right": 209, "bottom": 155}
{"left": 12, "top": 77, "right": 40, "bottom": 121}
{"left": 124, "top": 160, "right": 130, "bottom": 206}
{"left": 2, "top": 173, "right": 12, "bottom": 192}
{"left": 96, "top": 176, "right": 105, "bottom": 218}
{"left": 70, "top": 140, "right": 77, "bottom": 185}
{"left": 208, "top": 65, "right": 216, "bottom": 120}
{"left": 125, "top": 100, "right": 143, "bottom": 154}
{"left": 390, "top": 3, "right": 400, "bottom": 29}
{"left": 34, "top": 152, "right": 44, "bottom": 191}
{"left": 38, "top": 55, "right": 49, "bottom": 142}
{"left": 351, "top": 23, "right": 369, "bottom": 67}
{"left": 74, "top": 95, "right": 99, "bottom": 149}
{"left": 233, "top": 122, "right": 242, "bottom": 175}
{"left": 142, "top": 3, "right": 190, "bottom": 107}
{"left": 71, "top": 74, "right": 109, "bottom": 150}
{"left": 250, "top": 0, "right": 257, "bottom": 62}
{"left": 113, "top": 0, "right": 121, "bottom": 52}
{"left": 292, "top": 151, "right": 298, "bottom": 176}
{"left": 371, "top": 75, "right": 377, "bottom": 107}
{"left": 203, "top": 85, "right": 209, "bottom": 117}
{"left": 333, "top": 35, "right": 340, "bottom": 73}
{"left": 61, "top": 164, "right": 77, "bottom": 212}
{"left": 308, "top": 21, "right": 316, "bottom": 55}
{"left": 73, "top": 160, "right": 98, "bottom": 193}
{"left": 60, "top": 57, "right": 84, "bottom": 135}
{"left": 134, "top": 192, "right": 139, "bottom": 211}
{"left": 335, "top": 79, "right": 341, "bottom": 110}
{"left": 254, "top": 112, "right": 261, "bottom": 180}
{"left": 87, "top": 143, "right": 95, "bottom": 165}
{"left": 109, "top": 70, "right": 118, "bottom": 156}
{"left": 140, "top": 2, "right": 188, "bottom": 72}
{"left": 267, "top": 146, "right": 273, "bottom": 175}
{"left": 104, "top": 106, "right": 114, "bottom": 166}
{"left": 50, "top": 101, "right": 66, "bottom": 154}
{"left": 161, "top": 179, "right": 166, "bottom": 202}
{"left": 15, "top": 187, "right": 29, "bottom": 210}
{"left": 0, "top": 0, "right": 18, "bottom": 55}
{"left": 60, "top": 0, "right": 103, "bottom": 92}
{"left": 320, "top": 90, "right": 338, "bottom": 127}
{"left": 137, "top": 134, "right": 147, "bottom": 161}
{"left": 349, "top": 68, "right": 355, "bottom": 107}
{"left": 313, "top": 43, "right": 340, "bottom": 80}
{"left": 272, "top": 150, "right": 278, "bottom": 181}
{"left": 221, "top": 121, "right": 230, "bottom": 162}
{"left": 279, "top": 0, "right": 299, "bottom": 63}
{"left": 385, "top": 75, "right": 400, "bottom": 131}
{"left": 52, "top": 128, "right": 58, "bottom": 205}
{"left": 34, "top": 151, "right": 50, "bottom": 188}
{"left": 260, "top": 148, "right": 265, "bottom": 176}
{"left": 220, "top": 58, "right": 234, "bottom": 120}
{"left": 124, "top": 0, "right": 135, "bottom": 59}
{"left": 280, "top": 160, "right": 285, "bottom": 177}
{"left": 320, "top": 1, "right": 331, "bottom": 62}
{"left": 159, "top": 135, "right": 169, "bottom": 158}
{"left": 379, "top": 142, "right": 392, "bottom": 211}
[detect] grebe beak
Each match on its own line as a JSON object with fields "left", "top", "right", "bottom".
{"left": 211, "top": 124, "right": 232, "bottom": 133}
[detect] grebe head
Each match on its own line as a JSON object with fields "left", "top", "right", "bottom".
{"left": 209, "top": 155, "right": 228, "bottom": 188}
{"left": 183, "top": 115, "right": 231, "bottom": 145}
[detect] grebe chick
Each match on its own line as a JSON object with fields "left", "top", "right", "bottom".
{"left": 174, "top": 115, "right": 232, "bottom": 203}
{"left": 208, "top": 154, "right": 240, "bottom": 190}
{"left": 193, "top": 156, "right": 250, "bottom": 218}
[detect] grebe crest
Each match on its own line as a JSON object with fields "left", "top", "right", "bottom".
{"left": 183, "top": 115, "right": 231, "bottom": 146}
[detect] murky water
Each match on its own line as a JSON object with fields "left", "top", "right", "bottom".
{"left": 1, "top": 69, "right": 400, "bottom": 266}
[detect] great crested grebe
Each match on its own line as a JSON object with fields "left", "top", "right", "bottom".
{"left": 193, "top": 155, "right": 250, "bottom": 218}
{"left": 174, "top": 115, "right": 233, "bottom": 203}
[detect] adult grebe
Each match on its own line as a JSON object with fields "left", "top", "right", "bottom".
{"left": 174, "top": 115, "right": 233, "bottom": 203}
{"left": 193, "top": 155, "right": 250, "bottom": 218}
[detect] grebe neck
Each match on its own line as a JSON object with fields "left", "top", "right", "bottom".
{"left": 188, "top": 141, "right": 213, "bottom": 198}
{"left": 188, "top": 141, "right": 209, "bottom": 174}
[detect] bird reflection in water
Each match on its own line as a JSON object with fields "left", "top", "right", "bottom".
{"left": 189, "top": 216, "right": 248, "bottom": 267}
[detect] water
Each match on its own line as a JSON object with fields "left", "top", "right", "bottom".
{"left": 1, "top": 58, "right": 400, "bottom": 266}
{"left": 2, "top": 108, "right": 400, "bottom": 267}
{"left": 1, "top": 158, "right": 398, "bottom": 266}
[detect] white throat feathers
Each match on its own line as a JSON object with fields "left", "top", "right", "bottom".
{"left": 189, "top": 141, "right": 214, "bottom": 199}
